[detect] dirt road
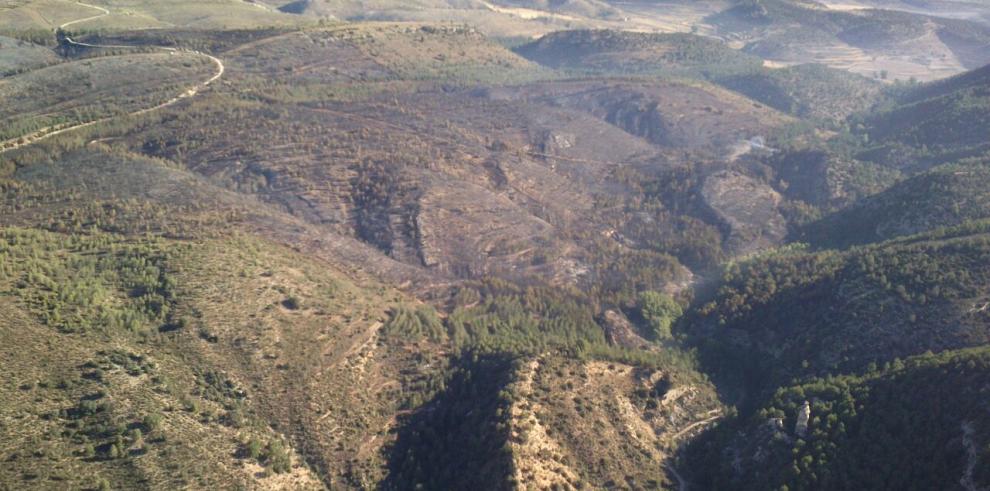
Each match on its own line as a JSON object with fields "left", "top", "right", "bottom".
{"left": 0, "top": 2, "right": 226, "bottom": 154}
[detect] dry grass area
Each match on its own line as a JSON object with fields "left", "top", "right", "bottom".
{"left": 338, "top": 22, "right": 552, "bottom": 84}
{"left": 820, "top": 0, "right": 990, "bottom": 21}
{"left": 0, "top": 0, "right": 302, "bottom": 31}
{"left": 0, "top": 218, "right": 446, "bottom": 489}
{"left": 507, "top": 358, "right": 581, "bottom": 489}
{"left": 720, "top": 0, "right": 990, "bottom": 82}
{"left": 296, "top": 0, "right": 728, "bottom": 38}
{"left": 765, "top": 35, "right": 967, "bottom": 82}
{"left": 222, "top": 29, "right": 394, "bottom": 85}
{"left": 0, "top": 0, "right": 101, "bottom": 30}
{"left": 0, "top": 35, "right": 60, "bottom": 73}
{"left": 165, "top": 234, "right": 453, "bottom": 487}
{"left": 607, "top": 0, "right": 727, "bottom": 35}
{"left": 0, "top": 232, "right": 333, "bottom": 489}
{"left": 0, "top": 135, "right": 453, "bottom": 488}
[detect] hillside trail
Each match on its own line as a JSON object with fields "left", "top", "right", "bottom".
{"left": 0, "top": 1, "right": 226, "bottom": 154}
{"left": 659, "top": 407, "right": 721, "bottom": 491}
{"left": 665, "top": 462, "right": 689, "bottom": 491}
{"left": 59, "top": 1, "right": 109, "bottom": 29}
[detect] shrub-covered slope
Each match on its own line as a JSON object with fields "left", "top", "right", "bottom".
{"left": 801, "top": 159, "right": 990, "bottom": 248}
{"left": 687, "top": 347, "right": 990, "bottom": 491}
{"left": 694, "top": 225, "right": 990, "bottom": 390}
{"left": 861, "top": 63, "right": 990, "bottom": 170}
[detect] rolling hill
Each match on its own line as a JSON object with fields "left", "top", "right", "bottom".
{"left": 709, "top": 0, "right": 990, "bottom": 81}
{"left": 693, "top": 222, "right": 990, "bottom": 393}
{"left": 3, "top": 0, "right": 990, "bottom": 489}
{"left": 515, "top": 29, "right": 763, "bottom": 79}
{"left": 800, "top": 158, "right": 990, "bottom": 248}
{"left": 687, "top": 346, "right": 990, "bottom": 490}
{"left": 860, "top": 63, "right": 990, "bottom": 170}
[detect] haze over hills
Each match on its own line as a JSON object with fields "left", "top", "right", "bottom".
{"left": 1, "top": 0, "right": 990, "bottom": 489}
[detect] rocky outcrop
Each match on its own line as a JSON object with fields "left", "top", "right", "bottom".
{"left": 795, "top": 400, "right": 810, "bottom": 438}
{"left": 506, "top": 356, "right": 723, "bottom": 490}
{"left": 540, "top": 130, "right": 576, "bottom": 155}
{"left": 701, "top": 170, "right": 787, "bottom": 256}
{"left": 602, "top": 309, "right": 650, "bottom": 349}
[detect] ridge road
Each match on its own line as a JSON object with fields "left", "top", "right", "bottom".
{"left": 0, "top": 2, "right": 226, "bottom": 154}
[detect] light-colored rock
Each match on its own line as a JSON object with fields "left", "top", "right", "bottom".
{"left": 795, "top": 400, "right": 811, "bottom": 438}
{"left": 701, "top": 170, "right": 787, "bottom": 256}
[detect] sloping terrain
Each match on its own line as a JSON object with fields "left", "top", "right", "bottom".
{"left": 492, "top": 78, "right": 792, "bottom": 152}
{"left": 688, "top": 346, "right": 990, "bottom": 491}
{"left": 0, "top": 52, "right": 215, "bottom": 145}
{"left": 515, "top": 29, "right": 763, "bottom": 79}
{"left": 0, "top": 0, "right": 300, "bottom": 31}
{"left": 0, "top": 142, "right": 458, "bottom": 488}
{"left": 4, "top": 1, "right": 990, "bottom": 489}
{"left": 0, "top": 35, "right": 60, "bottom": 74}
{"left": 515, "top": 29, "right": 890, "bottom": 125}
{"left": 718, "top": 62, "right": 884, "bottom": 122}
{"left": 0, "top": 226, "right": 415, "bottom": 489}
{"left": 694, "top": 223, "right": 990, "bottom": 391}
{"left": 506, "top": 355, "right": 721, "bottom": 490}
{"left": 681, "top": 213, "right": 990, "bottom": 489}
{"left": 801, "top": 159, "right": 990, "bottom": 248}
{"left": 99, "top": 25, "right": 797, "bottom": 288}
{"left": 770, "top": 147, "right": 902, "bottom": 212}
{"left": 0, "top": 0, "right": 103, "bottom": 32}
{"left": 826, "top": 0, "right": 990, "bottom": 23}
{"left": 257, "top": 0, "right": 728, "bottom": 38}
{"left": 861, "top": 63, "right": 990, "bottom": 170}
{"left": 709, "top": 0, "right": 990, "bottom": 81}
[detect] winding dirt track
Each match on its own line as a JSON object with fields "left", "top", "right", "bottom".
{"left": 0, "top": 2, "right": 225, "bottom": 154}
{"left": 665, "top": 462, "right": 689, "bottom": 491}
{"left": 60, "top": 1, "right": 110, "bottom": 29}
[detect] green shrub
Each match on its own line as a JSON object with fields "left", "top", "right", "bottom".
{"left": 637, "top": 291, "right": 682, "bottom": 340}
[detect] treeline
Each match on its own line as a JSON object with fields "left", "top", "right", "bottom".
{"left": 383, "top": 279, "right": 605, "bottom": 355}
{"left": 515, "top": 30, "right": 764, "bottom": 80}
{"left": 383, "top": 279, "right": 704, "bottom": 381}
{"left": 0, "top": 28, "right": 58, "bottom": 46}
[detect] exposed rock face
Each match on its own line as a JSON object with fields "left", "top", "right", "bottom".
{"left": 602, "top": 96, "right": 669, "bottom": 145}
{"left": 602, "top": 309, "right": 650, "bottom": 349}
{"left": 507, "top": 356, "right": 723, "bottom": 490}
{"left": 541, "top": 130, "right": 576, "bottom": 155}
{"left": 795, "top": 400, "right": 811, "bottom": 438}
{"left": 700, "top": 170, "right": 787, "bottom": 256}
